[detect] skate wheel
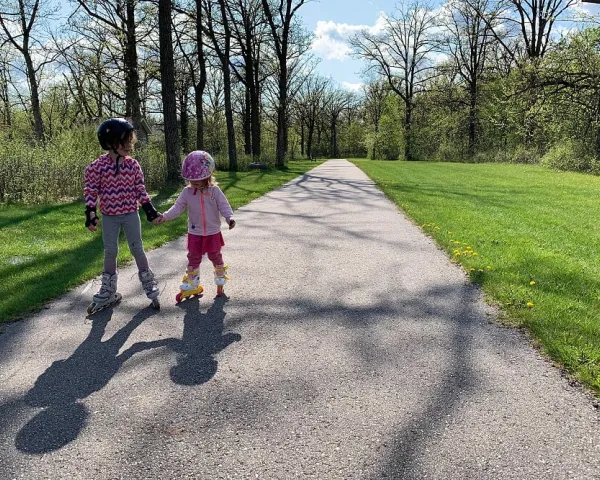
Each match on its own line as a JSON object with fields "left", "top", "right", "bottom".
{"left": 217, "top": 286, "right": 224, "bottom": 297}
{"left": 175, "top": 292, "right": 182, "bottom": 303}
{"left": 87, "top": 303, "right": 96, "bottom": 315}
{"left": 152, "top": 298, "right": 160, "bottom": 310}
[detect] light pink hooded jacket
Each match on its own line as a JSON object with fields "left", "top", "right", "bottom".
{"left": 162, "top": 185, "right": 234, "bottom": 236}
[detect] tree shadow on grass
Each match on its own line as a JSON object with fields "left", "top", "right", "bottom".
{"left": 0, "top": 233, "right": 105, "bottom": 323}
{"left": 0, "top": 202, "right": 80, "bottom": 230}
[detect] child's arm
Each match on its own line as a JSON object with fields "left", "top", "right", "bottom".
{"left": 159, "top": 189, "right": 188, "bottom": 223}
{"left": 83, "top": 163, "right": 100, "bottom": 231}
{"left": 213, "top": 187, "right": 234, "bottom": 228}
{"left": 133, "top": 160, "right": 159, "bottom": 222}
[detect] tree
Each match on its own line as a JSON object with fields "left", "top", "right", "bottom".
{"left": 0, "top": 0, "right": 57, "bottom": 141}
{"left": 204, "top": 0, "right": 238, "bottom": 171}
{"left": 539, "top": 27, "right": 600, "bottom": 159}
{"left": 350, "top": 1, "right": 439, "bottom": 160}
{"left": 0, "top": 48, "right": 15, "bottom": 135}
{"left": 261, "top": 0, "right": 308, "bottom": 166}
{"left": 73, "top": 0, "right": 149, "bottom": 143}
{"left": 377, "top": 94, "right": 403, "bottom": 160}
{"left": 468, "top": 0, "right": 577, "bottom": 63}
{"left": 158, "top": 0, "right": 181, "bottom": 181}
{"left": 325, "top": 87, "right": 355, "bottom": 158}
{"left": 440, "top": 0, "right": 499, "bottom": 157}
{"left": 467, "top": 0, "right": 577, "bottom": 146}
{"left": 293, "top": 74, "right": 330, "bottom": 158}
{"left": 229, "top": 0, "right": 270, "bottom": 159}
{"left": 362, "top": 80, "right": 389, "bottom": 135}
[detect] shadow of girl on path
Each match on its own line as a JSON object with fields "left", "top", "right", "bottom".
{"left": 16, "top": 306, "right": 160, "bottom": 454}
{"left": 112, "top": 295, "right": 241, "bottom": 387}
{"left": 169, "top": 295, "right": 241, "bottom": 386}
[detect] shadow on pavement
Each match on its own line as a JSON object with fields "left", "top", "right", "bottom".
{"left": 16, "top": 306, "right": 160, "bottom": 454}
{"left": 375, "top": 285, "right": 479, "bottom": 479}
{"left": 169, "top": 295, "right": 242, "bottom": 386}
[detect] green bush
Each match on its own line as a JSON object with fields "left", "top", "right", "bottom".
{"left": 0, "top": 127, "right": 168, "bottom": 204}
{"left": 511, "top": 145, "right": 541, "bottom": 164}
{"left": 540, "top": 140, "right": 599, "bottom": 173}
{"left": 435, "top": 140, "right": 464, "bottom": 163}
{"left": 472, "top": 149, "right": 513, "bottom": 164}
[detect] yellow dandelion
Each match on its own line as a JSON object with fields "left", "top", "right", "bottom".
{"left": 530, "top": 281, "right": 536, "bottom": 286}
{"left": 473, "top": 252, "right": 479, "bottom": 256}
{"left": 486, "top": 266, "right": 492, "bottom": 270}
{"left": 447, "top": 231, "right": 453, "bottom": 235}
{"left": 526, "top": 302, "right": 534, "bottom": 308}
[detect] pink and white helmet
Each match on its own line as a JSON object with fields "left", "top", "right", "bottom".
{"left": 181, "top": 150, "right": 215, "bottom": 181}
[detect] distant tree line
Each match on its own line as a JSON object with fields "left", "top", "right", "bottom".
{"left": 1, "top": 0, "right": 600, "bottom": 203}
{"left": 351, "top": 0, "right": 600, "bottom": 171}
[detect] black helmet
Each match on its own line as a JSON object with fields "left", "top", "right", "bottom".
{"left": 97, "top": 118, "right": 134, "bottom": 150}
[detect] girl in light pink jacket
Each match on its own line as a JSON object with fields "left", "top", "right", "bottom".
{"left": 154, "top": 151, "right": 236, "bottom": 301}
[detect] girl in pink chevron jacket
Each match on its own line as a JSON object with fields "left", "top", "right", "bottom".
{"left": 84, "top": 118, "right": 161, "bottom": 314}
{"left": 154, "top": 150, "right": 236, "bottom": 300}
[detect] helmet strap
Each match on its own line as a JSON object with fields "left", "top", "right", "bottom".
{"left": 112, "top": 148, "right": 122, "bottom": 175}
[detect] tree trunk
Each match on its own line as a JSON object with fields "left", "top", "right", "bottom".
{"left": 195, "top": 0, "right": 206, "bottom": 150}
{"left": 195, "top": 84, "right": 205, "bottom": 150}
{"left": 251, "top": 57, "right": 261, "bottom": 158}
{"left": 223, "top": 70, "right": 238, "bottom": 171}
{"left": 23, "top": 52, "right": 44, "bottom": 142}
{"left": 244, "top": 86, "right": 251, "bottom": 155}
{"left": 211, "top": 0, "right": 238, "bottom": 171}
{"left": 468, "top": 80, "right": 477, "bottom": 159}
{"left": 276, "top": 70, "right": 287, "bottom": 166}
{"left": 180, "top": 88, "right": 190, "bottom": 154}
{"left": 307, "top": 121, "right": 315, "bottom": 158}
{"left": 330, "top": 116, "right": 339, "bottom": 158}
{"left": 158, "top": 0, "right": 181, "bottom": 182}
{"left": 300, "top": 122, "right": 304, "bottom": 157}
{"left": 0, "top": 70, "right": 12, "bottom": 135}
{"left": 125, "top": 0, "right": 145, "bottom": 144}
{"left": 404, "top": 101, "right": 413, "bottom": 161}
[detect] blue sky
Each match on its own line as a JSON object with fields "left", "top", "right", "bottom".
{"left": 299, "top": 0, "right": 600, "bottom": 91}
{"left": 298, "top": 0, "right": 401, "bottom": 90}
{"left": 51, "top": 0, "right": 600, "bottom": 92}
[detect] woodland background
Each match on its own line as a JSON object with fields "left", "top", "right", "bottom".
{"left": 1, "top": 0, "right": 600, "bottom": 203}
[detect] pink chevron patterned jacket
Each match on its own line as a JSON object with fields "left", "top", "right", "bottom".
{"left": 84, "top": 154, "right": 152, "bottom": 216}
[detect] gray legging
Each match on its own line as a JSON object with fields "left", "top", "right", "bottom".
{"left": 101, "top": 211, "right": 149, "bottom": 274}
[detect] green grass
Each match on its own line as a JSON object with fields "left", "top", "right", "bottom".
{"left": 0, "top": 161, "right": 321, "bottom": 324}
{"left": 351, "top": 158, "right": 600, "bottom": 394}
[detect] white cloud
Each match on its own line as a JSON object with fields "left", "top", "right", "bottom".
{"left": 569, "top": 1, "right": 596, "bottom": 15}
{"left": 311, "top": 15, "right": 387, "bottom": 61}
{"left": 342, "top": 81, "right": 363, "bottom": 91}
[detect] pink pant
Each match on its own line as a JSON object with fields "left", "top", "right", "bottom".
{"left": 187, "top": 233, "right": 224, "bottom": 270}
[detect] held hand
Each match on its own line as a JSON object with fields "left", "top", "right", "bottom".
{"left": 153, "top": 214, "right": 165, "bottom": 224}
{"left": 228, "top": 219, "right": 236, "bottom": 230}
{"left": 87, "top": 215, "right": 99, "bottom": 232}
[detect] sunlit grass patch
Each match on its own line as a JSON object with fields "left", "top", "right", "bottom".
{"left": 351, "top": 158, "right": 600, "bottom": 394}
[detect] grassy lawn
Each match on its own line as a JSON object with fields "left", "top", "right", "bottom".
{"left": 0, "top": 160, "right": 322, "bottom": 324}
{"left": 351, "top": 158, "right": 600, "bottom": 394}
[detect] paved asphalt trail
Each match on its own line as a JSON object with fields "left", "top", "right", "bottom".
{"left": 1, "top": 159, "right": 599, "bottom": 479}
